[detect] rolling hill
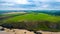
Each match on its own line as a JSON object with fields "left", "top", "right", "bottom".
{"left": 1, "top": 13, "right": 60, "bottom": 32}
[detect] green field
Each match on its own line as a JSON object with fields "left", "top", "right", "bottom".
{"left": 0, "top": 12, "right": 60, "bottom": 32}
{"left": 3, "top": 13, "right": 60, "bottom": 23}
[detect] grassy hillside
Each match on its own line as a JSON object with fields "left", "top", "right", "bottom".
{"left": 3, "top": 13, "right": 60, "bottom": 23}
{"left": 1, "top": 13, "right": 60, "bottom": 32}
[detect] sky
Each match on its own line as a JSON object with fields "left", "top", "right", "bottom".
{"left": 0, "top": 0, "right": 60, "bottom": 10}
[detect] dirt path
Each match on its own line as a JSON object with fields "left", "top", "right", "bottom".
{"left": 0, "top": 29, "right": 60, "bottom": 34}
{"left": 37, "top": 31, "right": 60, "bottom": 34}
{"left": 0, "top": 31, "right": 9, "bottom": 34}
{"left": 4, "top": 29, "right": 35, "bottom": 34}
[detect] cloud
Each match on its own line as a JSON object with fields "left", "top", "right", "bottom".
{"left": 0, "top": 0, "right": 60, "bottom": 10}
{"left": 14, "top": 0, "right": 29, "bottom": 4}
{"left": 0, "top": 3, "right": 14, "bottom": 6}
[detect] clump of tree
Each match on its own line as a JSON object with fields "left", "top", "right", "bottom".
{"left": 1, "top": 20, "right": 60, "bottom": 32}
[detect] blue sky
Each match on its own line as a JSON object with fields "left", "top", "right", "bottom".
{"left": 0, "top": 0, "right": 60, "bottom": 10}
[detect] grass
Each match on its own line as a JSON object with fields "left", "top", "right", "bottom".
{"left": 1, "top": 13, "right": 60, "bottom": 31}
{"left": 3, "top": 13, "right": 60, "bottom": 23}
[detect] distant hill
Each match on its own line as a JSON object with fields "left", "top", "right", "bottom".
{"left": 0, "top": 10, "right": 60, "bottom": 15}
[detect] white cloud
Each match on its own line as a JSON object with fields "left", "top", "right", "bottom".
{"left": 0, "top": 3, "right": 14, "bottom": 6}
{"left": 33, "top": 0, "right": 60, "bottom": 2}
{"left": 13, "top": 0, "right": 30, "bottom": 4}
{"left": 0, "top": 0, "right": 60, "bottom": 10}
{"left": 41, "top": 4, "right": 49, "bottom": 8}
{"left": 1, "top": 0, "right": 30, "bottom": 4}
{"left": 39, "top": 0, "right": 50, "bottom": 2}
{"left": 33, "top": 0, "right": 53, "bottom": 2}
